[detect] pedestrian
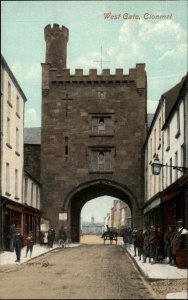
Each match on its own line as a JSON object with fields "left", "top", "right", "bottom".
{"left": 163, "top": 226, "right": 174, "bottom": 263}
{"left": 59, "top": 226, "right": 67, "bottom": 248}
{"left": 137, "top": 228, "right": 144, "bottom": 261}
{"left": 8, "top": 224, "right": 16, "bottom": 252}
{"left": 132, "top": 227, "right": 138, "bottom": 256}
{"left": 143, "top": 228, "right": 150, "bottom": 263}
{"left": 127, "top": 227, "right": 132, "bottom": 244}
{"left": 170, "top": 219, "right": 188, "bottom": 266}
{"left": 13, "top": 227, "right": 23, "bottom": 263}
{"left": 48, "top": 225, "right": 55, "bottom": 248}
{"left": 148, "top": 226, "right": 157, "bottom": 263}
{"left": 25, "top": 231, "right": 34, "bottom": 258}
{"left": 153, "top": 227, "right": 164, "bottom": 264}
{"left": 43, "top": 232, "right": 48, "bottom": 247}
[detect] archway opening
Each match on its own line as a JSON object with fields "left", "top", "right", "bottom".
{"left": 65, "top": 179, "right": 141, "bottom": 243}
{"left": 80, "top": 196, "right": 132, "bottom": 244}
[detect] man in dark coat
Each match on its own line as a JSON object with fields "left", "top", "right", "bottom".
{"left": 9, "top": 224, "right": 16, "bottom": 252}
{"left": 132, "top": 227, "right": 138, "bottom": 256}
{"left": 137, "top": 228, "right": 144, "bottom": 260}
{"left": 163, "top": 226, "right": 174, "bottom": 263}
{"left": 153, "top": 227, "right": 164, "bottom": 263}
{"left": 143, "top": 229, "right": 150, "bottom": 263}
{"left": 13, "top": 228, "right": 23, "bottom": 262}
{"left": 171, "top": 220, "right": 188, "bottom": 265}
{"left": 48, "top": 225, "right": 56, "bottom": 248}
{"left": 148, "top": 226, "right": 157, "bottom": 263}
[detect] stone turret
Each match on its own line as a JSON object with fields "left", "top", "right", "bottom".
{"left": 44, "top": 24, "right": 69, "bottom": 69}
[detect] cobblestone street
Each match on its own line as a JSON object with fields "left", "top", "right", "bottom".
{"left": 0, "top": 236, "right": 155, "bottom": 299}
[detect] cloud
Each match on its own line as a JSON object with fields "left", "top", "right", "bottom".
{"left": 10, "top": 62, "right": 40, "bottom": 84}
{"left": 25, "top": 107, "right": 40, "bottom": 127}
{"left": 69, "top": 51, "right": 106, "bottom": 73}
{"left": 147, "top": 100, "right": 159, "bottom": 113}
{"left": 26, "top": 63, "right": 41, "bottom": 81}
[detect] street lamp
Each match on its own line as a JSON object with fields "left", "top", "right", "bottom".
{"left": 151, "top": 155, "right": 188, "bottom": 175}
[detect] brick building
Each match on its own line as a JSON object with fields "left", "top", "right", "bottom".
{"left": 41, "top": 24, "right": 147, "bottom": 242}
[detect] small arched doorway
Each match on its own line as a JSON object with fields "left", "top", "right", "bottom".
{"left": 63, "top": 179, "right": 142, "bottom": 242}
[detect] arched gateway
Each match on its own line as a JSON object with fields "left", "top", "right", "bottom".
{"left": 41, "top": 24, "right": 147, "bottom": 242}
{"left": 64, "top": 179, "right": 141, "bottom": 242}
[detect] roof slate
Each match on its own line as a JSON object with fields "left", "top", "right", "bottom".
{"left": 24, "top": 127, "right": 41, "bottom": 144}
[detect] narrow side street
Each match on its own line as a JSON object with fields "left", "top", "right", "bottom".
{"left": 0, "top": 243, "right": 155, "bottom": 299}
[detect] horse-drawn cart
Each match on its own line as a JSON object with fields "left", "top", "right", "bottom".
{"left": 101, "top": 229, "right": 118, "bottom": 245}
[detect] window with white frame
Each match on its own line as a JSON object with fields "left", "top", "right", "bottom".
{"left": 15, "top": 169, "right": 18, "bottom": 199}
{"left": 181, "top": 144, "right": 186, "bottom": 169}
{"left": 166, "top": 126, "right": 170, "bottom": 151}
{"left": 165, "top": 163, "right": 168, "bottom": 188}
{"left": 16, "top": 127, "right": 19, "bottom": 154}
{"left": 8, "top": 81, "right": 12, "bottom": 106}
{"left": 16, "top": 96, "right": 20, "bottom": 117}
{"left": 175, "top": 151, "right": 178, "bottom": 180}
{"left": 154, "top": 128, "right": 156, "bottom": 154}
{"left": 6, "top": 162, "right": 10, "bottom": 195}
{"left": 150, "top": 138, "right": 152, "bottom": 162}
{"left": 7, "top": 117, "right": 11, "bottom": 146}
{"left": 91, "top": 150, "right": 111, "bottom": 171}
{"left": 24, "top": 177, "right": 28, "bottom": 203}
{"left": 158, "top": 117, "right": 161, "bottom": 148}
{"left": 175, "top": 108, "right": 180, "bottom": 138}
{"left": 169, "top": 158, "right": 172, "bottom": 184}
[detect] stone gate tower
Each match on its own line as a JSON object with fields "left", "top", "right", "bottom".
{"left": 41, "top": 24, "right": 147, "bottom": 242}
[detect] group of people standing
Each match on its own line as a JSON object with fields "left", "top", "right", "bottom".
{"left": 8, "top": 225, "right": 34, "bottom": 262}
{"left": 41, "top": 225, "right": 56, "bottom": 248}
{"left": 123, "top": 220, "right": 188, "bottom": 266}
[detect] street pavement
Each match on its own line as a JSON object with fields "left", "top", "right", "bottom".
{"left": 0, "top": 241, "right": 187, "bottom": 299}
{"left": 124, "top": 243, "right": 187, "bottom": 299}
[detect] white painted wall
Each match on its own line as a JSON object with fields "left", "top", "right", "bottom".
{"left": 145, "top": 97, "right": 186, "bottom": 203}
{"left": 23, "top": 173, "right": 40, "bottom": 210}
{"left": 163, "top": 100, "right": 185, "bottom": 186}
{"left": 1, "top": 65, "right": 24, "bottom": 203}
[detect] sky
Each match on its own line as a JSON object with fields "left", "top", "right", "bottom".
{"left": 81, "top": 196, "right": 116, "bottom": 223}
{"left": 1, "top": 0, "right": 187, "bottom": 128}
{"left": 1, "top": 0, "right": 187, "bottom": 222}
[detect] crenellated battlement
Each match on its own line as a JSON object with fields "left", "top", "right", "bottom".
{"left": 42, "top": 63, "right": 146, "bottom": 91}
{"left": 44, "top": 23, "right": 69, "bottom": 40}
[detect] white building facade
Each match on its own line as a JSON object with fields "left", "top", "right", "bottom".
{"left": 0, "top": 55, "right": 41, "bottom": 251}
{"left": 144, "top": 74, "right": 188, "bottom": 230}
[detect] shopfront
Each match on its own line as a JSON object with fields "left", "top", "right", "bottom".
{"left": 1, "top": 200, "right": 41, "bottom": 251}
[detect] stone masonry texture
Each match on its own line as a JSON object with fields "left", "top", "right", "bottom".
{"left": 41, "top": 24, "right": 147, "bottom": 242}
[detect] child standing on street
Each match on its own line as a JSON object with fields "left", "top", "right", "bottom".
{"left": 25, "top": 231, "right": 34, "bottom": 258}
